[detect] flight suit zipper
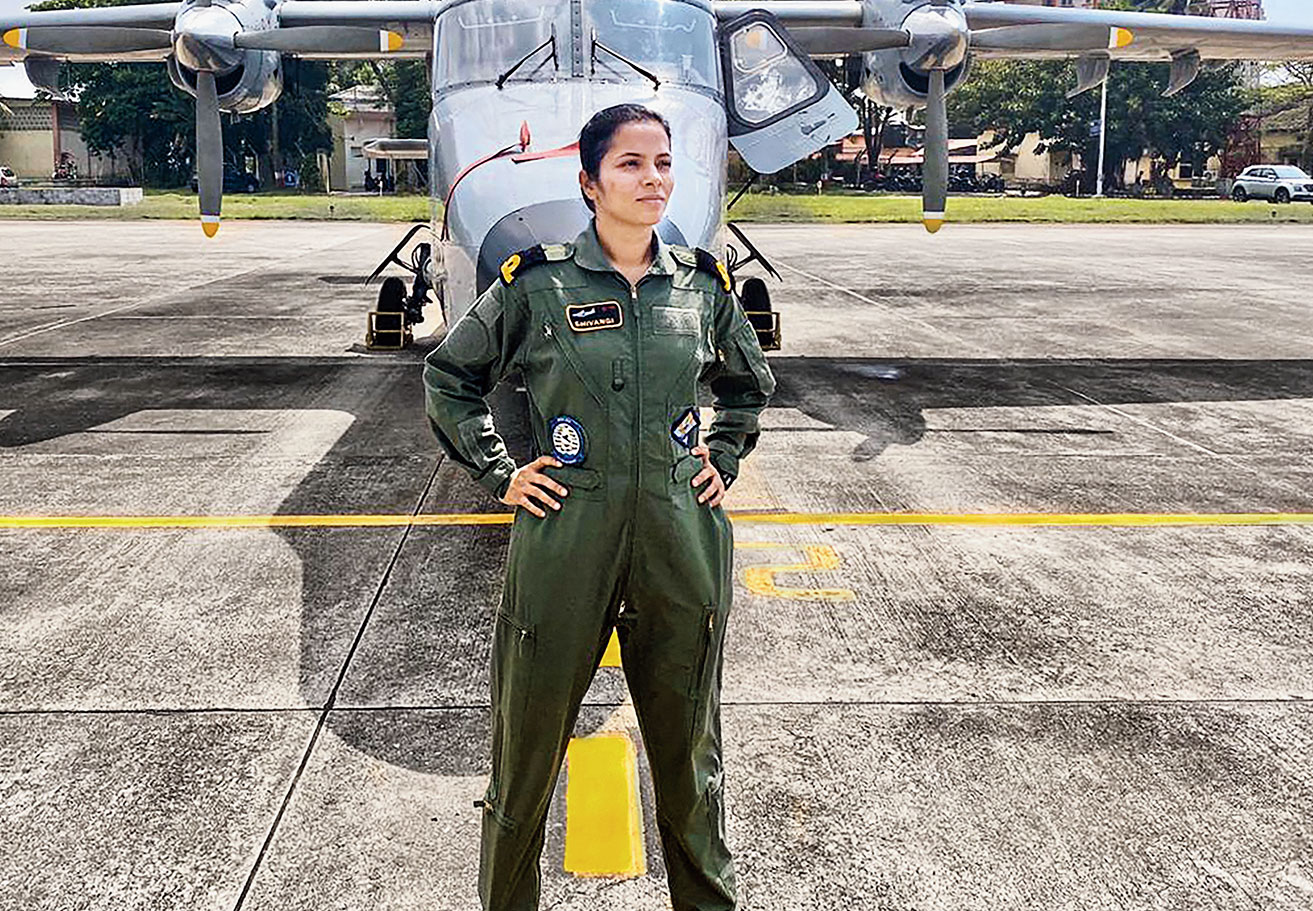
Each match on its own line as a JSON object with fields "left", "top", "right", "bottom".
{"left": 624, "top": 276, "right": 643, "bottom": 574}
{"left": 690, "top": 606, "right": 717, "bottom": 738}
{"left": 629, "top": 281, "right": 641, "bottom": 499}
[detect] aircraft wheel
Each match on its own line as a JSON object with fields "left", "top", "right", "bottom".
{"left": 1276, "top": 188, "right": 1291, "bottom": 204}
{"left": 1231, "top": 186, "right": 1248, "bottom": 202}
{"left": 376, "top": 276, "right": 407, "bottom": 312}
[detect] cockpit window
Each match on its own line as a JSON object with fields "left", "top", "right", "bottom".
{"left": 434, "top": 0, "right": 569, "bottom": 90}
{"left": 584, "top": 0, "right": 719, "bottom": 91}
{"left": 434, "top": 0, "right": 718, "bottom": 93}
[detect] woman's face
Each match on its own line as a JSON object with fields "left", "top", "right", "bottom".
{"left": 581, "top": 120, "right": 674, "bottom": 227}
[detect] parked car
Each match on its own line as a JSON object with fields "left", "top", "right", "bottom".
{"left": 1229, "top": 165, "right": 1313, "bottom": 204}
{"left": 0, "top": 166, "right": 18, "bottom": 187}
{"left": 189, "top": 165, "right": 260, "bottom": 194}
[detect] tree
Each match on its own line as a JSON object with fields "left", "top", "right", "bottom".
{"left": 948, "top": 57, "right": 1250, "bottom": 190}
{"left": 58, "top": 59, "right": 195, "bottom": 186}
{"left": 373, "top": 60, "right": 431, "bottom": 140}
{"left": 221, "top": 57, "right": 335, "bottom": 188}
{"left": 858, "top": 98, "right": 894, "bottom": 184}
{"left": 1274, "top": 63, "right": 1313, "bottom": 173}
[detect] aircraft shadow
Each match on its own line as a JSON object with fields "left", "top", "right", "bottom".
{"left": 2, "top": 355, "right": 1313, "bottom": 774}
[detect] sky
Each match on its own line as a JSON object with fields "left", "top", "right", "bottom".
{"left": 2, "top": 0, "right": 1312, "bottom": 98}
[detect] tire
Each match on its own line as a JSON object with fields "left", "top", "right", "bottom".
{"left": 1231, "top": 185, "right": 1248, "bottom": 202}
{"left": 1276, "top": 188, "right": 1291, "bottom": 204}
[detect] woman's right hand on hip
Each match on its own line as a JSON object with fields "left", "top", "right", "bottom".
{"left": 501, "top": 455, "right": 569, "bottom": 517}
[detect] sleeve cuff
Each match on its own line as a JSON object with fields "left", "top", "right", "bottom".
{"left": 709, "top": 449, "right": 739, "bottom": 491}
{"left": 476, "top": 461, "right": 516, "bottom": 500}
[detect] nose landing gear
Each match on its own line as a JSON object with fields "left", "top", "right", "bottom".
{"left": 364, "top": 223, "right": 442, "bottom": 349}
{"left": 726, "top": 222, "right": 782, "bottom": 351}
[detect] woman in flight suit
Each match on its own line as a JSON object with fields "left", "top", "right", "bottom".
{"left": 422, "top": 103, "right": 775, "bottom": 911}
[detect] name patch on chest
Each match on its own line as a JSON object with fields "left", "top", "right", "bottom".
{"left": 566, "top": 301, "right": 623, "bottom": 332}
{"left": 652, "top": 306, "right": 700, "bottom": 335}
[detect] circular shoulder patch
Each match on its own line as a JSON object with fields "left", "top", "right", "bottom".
{"left": 548, "top": 415, "right": 587, "bottom": 465}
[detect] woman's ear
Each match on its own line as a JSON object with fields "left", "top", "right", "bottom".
{"left": 578, "top": 169, "right": 595, "bottom": 205}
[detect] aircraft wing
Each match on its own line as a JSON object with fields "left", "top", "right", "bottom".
{"left": 0, "top": 0, "right": 434, "bottom": 63}
{"left": 963, "top": 2, "right": 1313, "bottom": 62}
{"left": 0, "top": 0, "right": 442, "bottom": 234}
{"left": 268, "top": 0, "right": 433, "bottom": 57}
{"left": 710, "top": 2, "right": 1313, "bottom": 62}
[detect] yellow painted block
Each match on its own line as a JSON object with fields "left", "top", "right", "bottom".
{"left": 564, "top": 734, "right": 645, "bottom": 877}
{"left": 599, "top": 629, "right": 622, "bottom": 667}
{"left": 742, "top": 544, "right": 856, "bottom": 602}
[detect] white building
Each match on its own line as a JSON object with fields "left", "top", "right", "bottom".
{"left": 0, "top": 93, "right": 130, "bottom": 182}
{"left": 327, "top": 84, "right": 396, "bottom": 191}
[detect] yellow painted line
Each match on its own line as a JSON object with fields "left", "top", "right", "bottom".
{"left": 3, "top": 512, "right": 1313, "bottom": 530}
{"left": 599, "top": 629, "right": 622, "bottom": 668}
{"left": 729, "top": 512, "right": 1313, "bottom": 527}
{"left": 563, "top": 734, "right": 645, "bottom": 877}
{"left": 0, "top": 513, "right": 515, "bottom": 529}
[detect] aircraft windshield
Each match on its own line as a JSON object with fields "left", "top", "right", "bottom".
{"left": 585, "top": 0, "right": 719, "bottom": 91}
{"left": 434, "top": 0, "right": 569, "bottom": 90}
{"left": 433, "top": 0, "right": 718, "bottom": 93}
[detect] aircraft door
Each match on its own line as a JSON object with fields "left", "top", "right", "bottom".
{"left": 718, "top": 10, "right": 857, "bottom": 174}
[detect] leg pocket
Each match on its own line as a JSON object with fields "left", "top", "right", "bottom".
{"left": 487, "top": 609, "right": 537, "bottom": 825}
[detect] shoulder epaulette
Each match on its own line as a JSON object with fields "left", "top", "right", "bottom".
{"left": 694, "top": 247, "right": 734, "bottom": 294}
{"left": 499, "top": 243, "right": 571, "bottom": 286}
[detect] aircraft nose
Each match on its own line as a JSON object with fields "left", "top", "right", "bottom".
{"left": 476, "top": 200, "right": 688, "bottom": 294}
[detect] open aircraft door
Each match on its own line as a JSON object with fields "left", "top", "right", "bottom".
{"left": 719, "top": 10, "right": 858, "bottom": 174}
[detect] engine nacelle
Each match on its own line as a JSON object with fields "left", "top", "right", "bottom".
{"left": 166, "top": 0, "right": 282, "bottom": 113}
{"left": 858, "top": 0, "right": 971, "bottom": 109}
{"left": 168, "top": 49, "right": 283, "bottom": 113}
{"left": 860, "top": 54, "right": 969, "bottom": 109}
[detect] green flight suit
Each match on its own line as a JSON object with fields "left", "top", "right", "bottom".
{"left": 422, "top": 218, "right": 775, "bottom": 911}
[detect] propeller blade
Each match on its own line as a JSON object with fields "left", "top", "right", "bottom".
{"left": 195, "top": 70, "right": 222, "bottom": 238}
{"left": 970, "top": 24, "right": 1133, "bottom": 52}
{"left": 786, "top": 27, "right": 909, "bottom": 56}
{"left": 922, "top": 68, "right": 948, "bottom": 235}
{"left": 234, "top": 27, "right": 403, "bottom": 54}
{"left": 2, "top": 25, "right": 171, "bottom": 54}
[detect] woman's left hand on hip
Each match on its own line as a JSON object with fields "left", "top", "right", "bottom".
{"left": 689, "top": 445, "right": 726, "bottom": 508}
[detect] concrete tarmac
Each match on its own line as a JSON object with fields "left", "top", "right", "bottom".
{"left": 1, "top": 219, "right": 1311, "bottom": 910}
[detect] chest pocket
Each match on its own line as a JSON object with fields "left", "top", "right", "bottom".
{"left": 649, "top": 295, "right": 714, "bottom": 386}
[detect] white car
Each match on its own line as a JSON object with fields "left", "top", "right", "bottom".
{"left": 0, "top": 166, "right": 18, "bottom": 188}
{"left": 1230, "top": 165, "right": 1313, "bottom": 204}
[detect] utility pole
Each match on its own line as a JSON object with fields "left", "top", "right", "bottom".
{"left": 1096, "top": 70, "right": 1110, "bottom": 197}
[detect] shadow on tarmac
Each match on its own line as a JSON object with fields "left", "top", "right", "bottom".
{"left": 3, "top": 355, "right": 1313, "bottom": 774}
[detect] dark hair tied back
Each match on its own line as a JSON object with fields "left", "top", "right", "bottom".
{"left": 578, "top": 104, "right": 671, "bottom": 213}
